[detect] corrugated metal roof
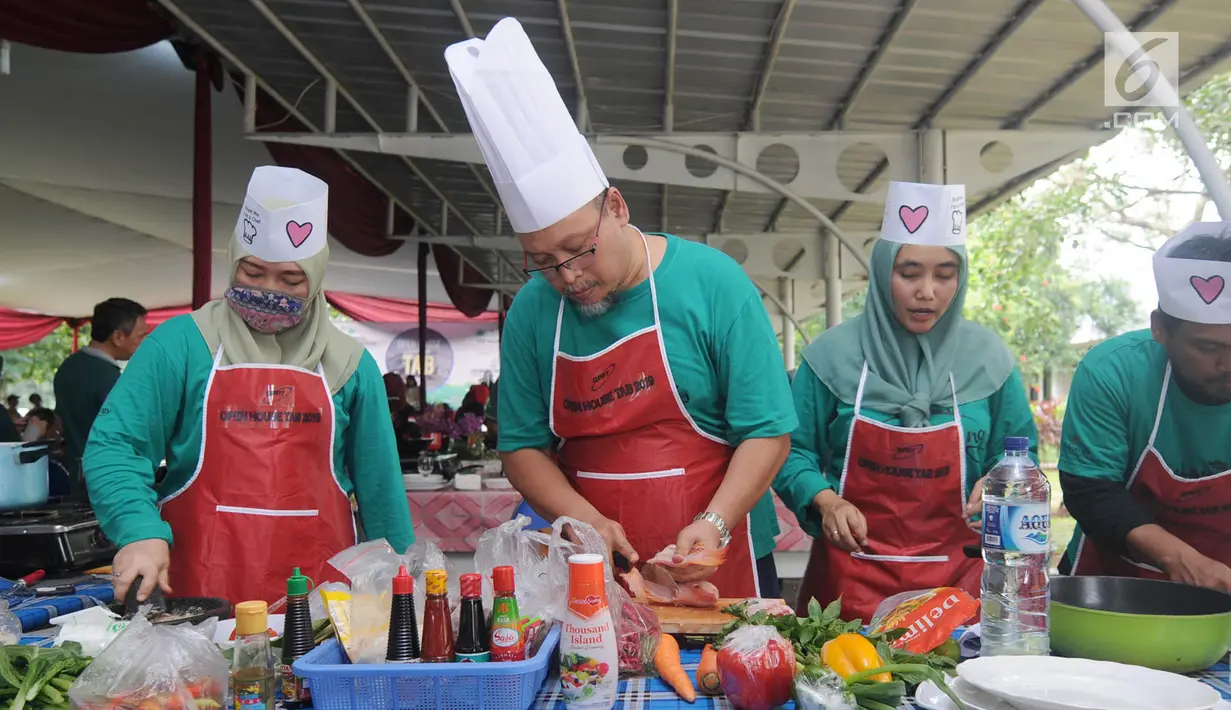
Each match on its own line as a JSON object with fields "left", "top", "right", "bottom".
{"left": 154, "top": 0, "right": 1231, "bottom": 286}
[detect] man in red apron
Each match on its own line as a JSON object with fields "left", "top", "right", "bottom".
{"left": 445, "top": 19, "right": 795, "bottom": 598}
{"left": 1061, "top": 223, "right": 1231, "bottom": 593}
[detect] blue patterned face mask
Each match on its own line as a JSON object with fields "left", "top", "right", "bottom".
{"left": 225, "top": 286, "right": 307, "bottom": 334}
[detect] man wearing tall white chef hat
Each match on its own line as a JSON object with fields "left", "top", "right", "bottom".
{"left": 1061, "top": 223, "right": 1231, "bottom": 592}
{"left": 445, "top": 18, "right": 795, "bottom": 598}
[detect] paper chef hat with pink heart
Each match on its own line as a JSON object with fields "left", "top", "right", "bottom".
{"left": 1154, "top": 222, "right": 1231, "bottom": 324}
{"left": 880, "top": 181, "right": 967, "bottom": 247}
{"left": 233, "top": 166, "right": 329, "bottom": 263}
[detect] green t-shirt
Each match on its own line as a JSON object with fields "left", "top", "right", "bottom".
{"left": 83, "top": 315, "right": 415, "bottom": 552}
{"left": 774, "top": 360, "right": 1038, "bottom": 538}
{"left": 497, "top": 233, "right": 798, "bottom": 558}
{"left": 54, "top": 348, "right": 122, "bottom": 461}
{"left": 1059, "top": 329, "right": 1231, "bottom": 561}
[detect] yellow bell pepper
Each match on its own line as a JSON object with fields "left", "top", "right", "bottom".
{"left": 820, "top": 633, "right": 892, "bottom": 683}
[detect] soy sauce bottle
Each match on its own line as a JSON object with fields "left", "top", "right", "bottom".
{"left": 455, "top": 573, "right": 489, "bottom": 662}
{"left": 280, "top": 568, "right": 314, "bottom": 708}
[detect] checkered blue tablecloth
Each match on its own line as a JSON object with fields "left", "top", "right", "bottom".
{"left": 533, "top": 649, "right": 1231, "bottom": 709}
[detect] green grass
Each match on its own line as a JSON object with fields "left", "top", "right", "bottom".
{"left": 1045, "top": 467, "right": 1076, "bottom": 565}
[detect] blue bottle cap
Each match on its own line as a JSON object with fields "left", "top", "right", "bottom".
{"left": 1004, "top": 436, "right": 1030, "bottom": 451}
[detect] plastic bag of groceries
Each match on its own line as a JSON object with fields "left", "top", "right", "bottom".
{"left": 868, "top": 587, "right": 977, "bottom": 655}
{"left": 545, "top": 517, "right": 661, "bottom": 675}
{"left": 328, "top": 539, "right": 403, "bottom": 663}
{"left": 68, "top": 614, "right": 227, "bottom": 710}
{"left": 475, "top": 517, "right": 552, "bottom": 611}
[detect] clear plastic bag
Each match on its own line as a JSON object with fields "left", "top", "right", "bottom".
{"left": 328, "top": 538, "right": 403, "bottom": 664}
{"left": 716, "top": 626, "right": 797, "bottom": 710}
{"left": 67, "top": 614, "right": 228, "bottom": 710}
{"left": 793, "top": 667, "right": 857, "bottom": 710}
{"left": 545, "top": 517, "right": 660, "bottom": 675}
{"left": 474, "top": 515, "right": 553, "bottom": 618}
{"left": 0, "top": 599, "right": 20, "bottom": 645}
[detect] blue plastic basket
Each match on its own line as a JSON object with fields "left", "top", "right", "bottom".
{"left": 293, "top": 625, "right": 560, "bottom": 710}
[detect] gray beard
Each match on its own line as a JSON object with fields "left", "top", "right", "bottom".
{"left": 573, "top": 290, "right": 619, "bottom": 318}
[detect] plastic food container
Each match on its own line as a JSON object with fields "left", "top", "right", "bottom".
{"left": 293, "top": 624, "right": 560, "bottom": 710}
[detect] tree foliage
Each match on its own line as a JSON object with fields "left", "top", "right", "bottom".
{"left": 965, "top": 173, "right": 1140, "bottom": 377}
{"left": 0, "top": 324, "right": 89, "bottom": 394}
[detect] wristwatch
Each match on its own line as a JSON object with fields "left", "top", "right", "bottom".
{"left": 694, "top": 512, "right": 732, "bottom": 549}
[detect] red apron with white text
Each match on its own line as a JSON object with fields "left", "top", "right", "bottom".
{"left": 551, "top": 230, "right": 758, "bottom": 598}
{"left": 797, "top": 363, "right": 980, "bottom": 621}
{"left": 160, "top": 349, "right": 356, "bottom": 604}
{"left": 1074, "top": 363, "right": 1231, "bottom": 577}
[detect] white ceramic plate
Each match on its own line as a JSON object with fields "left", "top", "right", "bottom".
{"left": 404, "top": 480, "right": 450, "bottom": 491}
{"left": 915, "top": 678, "right": 1022, "bottom": 710}
{"left": 958, "top": 656, "right": 1220, "bottom": 710}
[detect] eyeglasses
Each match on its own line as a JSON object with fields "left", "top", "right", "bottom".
{"left": 523, "top": 189, "right": 609, "bottom": 277}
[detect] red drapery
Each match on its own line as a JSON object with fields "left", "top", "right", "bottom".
{"left": 0, "top": 293, "right": 492, "bottom": 350}
{"left": 0, "top": 0, "right": 171, "bottom": 53}
{"left": 0, "top": 310, "right": 64, "bottom": 351}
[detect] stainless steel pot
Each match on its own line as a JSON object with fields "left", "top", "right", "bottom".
{"left": 0, "top": 440, "right": 52, "bottom": 511}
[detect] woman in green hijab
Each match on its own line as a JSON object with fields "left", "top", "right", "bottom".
{"left": 85, "top": 166, "right": 415, "bottom": 606}
{"left": 773, "top": 182, "right": 1037, "bottom": 620}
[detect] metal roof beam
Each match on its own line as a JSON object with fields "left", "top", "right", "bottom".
{"left": 827, "top": 0, "right": 921, "bottom": 131}
{"left": 712, "top": 0, "right": 797, "bottom": 232}
{"left": 557, "top": 0, "right": 592, "bottom": 132}
{"left": 798, "top": 0, "right": 1046, "bottom": 230}
{"left": 253, "top": 129, "right": 1104, "bottom": 204}
{"left": 244, "top": 0, "right": 486, "bottom": 239}
{"left": 1002, "top": 0, "right": 1180, "bottom": 129}
{"left": 662, "top": 0, "right": 678, "bottom": 231}
{"left": 152, "top": 0, "right": 511, "bottom": 291}
{"left": 345, "top": 0, "right": 523, "bottom": 281}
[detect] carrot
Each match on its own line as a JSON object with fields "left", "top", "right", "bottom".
{"left": 654, "top": 634, "right": 696, "bottom": 703}
{"left": 696, "top": 644, "right": 720, "bottom": 695}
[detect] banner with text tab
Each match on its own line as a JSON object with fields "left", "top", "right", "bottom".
{"left": 334, "top": 319, "right": 500, "bottom": 407}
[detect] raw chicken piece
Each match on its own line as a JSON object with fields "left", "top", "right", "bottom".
{"left": 647, "top": 544, "right": 728, "bottom": 582}
{"left": 674, "top": 581, "right": 720, "bottom": 607}
{"left": 744, "top": 598, "right": 793, "bottom": 616}
{"left": 619, "top": 554, "right": 722, "bottom": 608}
{"left": 621, "top": 567, "right": 677, "bottom": 605}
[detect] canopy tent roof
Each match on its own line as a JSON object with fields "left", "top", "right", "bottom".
{"left": 0, "top": 41, "right": 462, "bottom": 318}
{"left": 151, "top": 0, "right": 1231, "bottom": 283}
{"left": 2, "top": 0, "right": 1231, "bottom": 323}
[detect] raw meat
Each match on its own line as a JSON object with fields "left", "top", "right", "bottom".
{"left": 619, "top": 545, "right": 725, "bottom": 608}
{"left": 647, "top": 545, "right": 728, "bottom": 581}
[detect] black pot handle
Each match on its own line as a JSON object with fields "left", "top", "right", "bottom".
{"left": 18, "top": 448, "right": 51, "bottom": 464}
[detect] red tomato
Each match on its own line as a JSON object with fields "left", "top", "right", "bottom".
{"left": 716, "top": 628, "right": 796, "bottom": 710}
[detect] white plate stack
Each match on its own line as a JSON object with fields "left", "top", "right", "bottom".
{"left": 403, "top": 473, "right": 449, "bottom": 491}
{"left": 914, "top": 656, "right": 1226, "bottom": 710}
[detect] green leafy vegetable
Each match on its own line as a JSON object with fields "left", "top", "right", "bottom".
{"left": 0, "top": 644, "right": 93, "bottom": 710}
{"left": 719, "top": 598, "right": 966, "bottom": 710}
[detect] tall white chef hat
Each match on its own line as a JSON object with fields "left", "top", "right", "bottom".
{"left": 879, "top": 181, "right": 967, "bottom": 247}
{"left": 445, "top": 17, "right": 608, "bottom": 234}
{"left": 234, "top": 166, "right": 328, "bottom": 263}
{"left": 1154, "top": 222, "right": 1231, "bottom": 324}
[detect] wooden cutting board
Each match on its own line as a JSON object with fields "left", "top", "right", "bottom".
{"left": 652, "top": 598, "right": 784, "bottom": 635}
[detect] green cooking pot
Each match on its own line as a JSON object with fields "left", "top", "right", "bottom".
{"left": 1050, "top": 575, "right": 1231, "bottom": 673}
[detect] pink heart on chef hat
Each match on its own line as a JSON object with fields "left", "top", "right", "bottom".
{"left": 286, "top": 221, "right": 314, "bottom": 248}
{"left": 899, "top": 205, "right": 929, "bottom": 234}
{"left": 1190, "top": 275, "right": 1226, "bottom": 305}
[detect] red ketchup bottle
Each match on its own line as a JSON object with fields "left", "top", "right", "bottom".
{"left": 420, "top": 569, "right": 454, "bottom": 663}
